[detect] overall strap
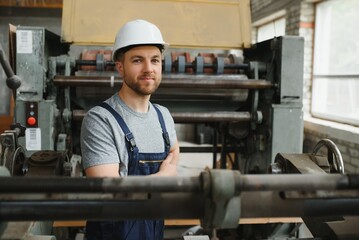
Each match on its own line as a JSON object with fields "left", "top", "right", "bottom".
{"left": 99, "top": 102, "right": 138, "bottom": 174}
{"left": 152, "top": 104, "right": 170, "bottom": 151}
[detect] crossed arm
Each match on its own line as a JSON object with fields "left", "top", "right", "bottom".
{"left": 85, "top": 140, "right": 180, "bottom": 177}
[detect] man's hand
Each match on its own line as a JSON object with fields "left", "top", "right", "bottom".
{"left": 153, "top": 153, "right": 177, "bottom": 176}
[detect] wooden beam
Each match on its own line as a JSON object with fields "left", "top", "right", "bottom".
{"left": 53, "top": 218, "right": 303, "bottom": 228}
{"left": 0, "top": 0, "right": 62, "bottom": 9}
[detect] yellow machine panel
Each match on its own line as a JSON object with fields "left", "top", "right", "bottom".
{"left": 61, "top": 0, "right": 251, "bottom": 49}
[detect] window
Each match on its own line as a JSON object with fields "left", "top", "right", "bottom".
{"left": 256, "top": 17, "right": 286, "bottom": 43}
{"left": 252, "top": 10, "right": 286, "bottom": 43}
{"left": 312, "top": 0, "right": 359, "bottom": 126}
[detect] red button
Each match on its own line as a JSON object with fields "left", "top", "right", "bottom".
{"left": 27, "top": 117, "right": 36, "bottom": 126}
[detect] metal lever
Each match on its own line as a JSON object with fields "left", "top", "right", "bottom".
{"left": 0, "top": 44, "right": 22, "bottom": 98}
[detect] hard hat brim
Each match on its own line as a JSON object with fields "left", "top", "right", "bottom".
{"left": 112, "top": 43, "right": 169, "bottom": 62}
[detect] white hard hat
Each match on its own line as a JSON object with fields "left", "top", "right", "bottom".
{"left": 112, "top": 19, "right": 169, "bottom": 61}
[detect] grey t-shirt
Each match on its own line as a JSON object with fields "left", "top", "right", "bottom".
{"left": 80, "top": 93, "right": 177, "bottom": 176}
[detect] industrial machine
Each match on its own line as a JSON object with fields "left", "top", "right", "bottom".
{"left": 0, "top": 0, "right": 358, "bottom": 239}
{"left": 6, "top": 0, "right": 304, "bottom": 172}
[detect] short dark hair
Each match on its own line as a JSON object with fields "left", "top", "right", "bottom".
{"left": 113, "top": 44, "right": 164, "bottom": 62}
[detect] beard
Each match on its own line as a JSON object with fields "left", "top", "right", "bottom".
{"left": 122, "top": 72, "right": 161, "bottom": 96}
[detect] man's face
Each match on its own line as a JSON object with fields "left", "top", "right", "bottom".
{"left": 115, "top": 45, "right": 162, "bottom": 96}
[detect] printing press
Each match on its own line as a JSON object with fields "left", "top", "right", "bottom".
{"left": 0, "top": 0, "right": 359, "bottom": 239}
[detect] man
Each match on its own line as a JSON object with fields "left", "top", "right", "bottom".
{"left": 81, "top": 19, "right": 180, "bottom": 240}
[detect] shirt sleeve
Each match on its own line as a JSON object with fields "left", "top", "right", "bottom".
{"left": 80, "top": 107, "right": 121, "bottom": 170}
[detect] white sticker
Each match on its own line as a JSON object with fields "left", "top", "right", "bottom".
{"left": 25, "top": 128, "right": 41, "bottom": 151}
{"left": 17, "top": 30, "right": 33, "bottom": 54}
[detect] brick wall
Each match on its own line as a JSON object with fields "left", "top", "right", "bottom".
{"left": 285, "top": 2, "right": 301, "bottom": 35}
{"left": 299, "top": 1, "right": 314, "bottom": 115}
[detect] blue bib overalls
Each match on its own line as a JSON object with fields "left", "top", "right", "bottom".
{"left": 85, "top": 102, "right": 170, "bottom": 240}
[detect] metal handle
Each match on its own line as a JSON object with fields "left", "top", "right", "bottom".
{"left": 0, "top": 44, "right": 21, "bottom": 91}
{"left": 312, "top": 139, "right": 345, "bottom": 174}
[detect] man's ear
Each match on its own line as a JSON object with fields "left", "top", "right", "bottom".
{"left": 115, "top": 61, "right": 124, "bottom": 76}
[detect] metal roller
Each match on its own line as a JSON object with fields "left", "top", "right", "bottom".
{"left": 72, "top": 110, "right": 254, "bottom": 123}
{"left": 194, "top": 56, "right": 204, "bottom": 74}
{"left": 164, "top": 55, "right": 172, "bottom": 74}
{"left": 171, "top": 112, "right": 252, "bottom": 123}
{"left": 215, "top": 57, "right": 225, "bottom": 74}
{"left": 176, "top": 55, "right": 186, "bottom": 73}
{"left": 53, "top": 75, "right": 272, "bottom": 89}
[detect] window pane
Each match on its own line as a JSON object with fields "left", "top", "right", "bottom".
{"left": 312, "top": 0, "right": 359, "bottom": 126}
{"left": 314, "top": 0, "right": 359, "bottom": 75}
{"left": 312, "top": 77, "right": 359, "bottom": 125}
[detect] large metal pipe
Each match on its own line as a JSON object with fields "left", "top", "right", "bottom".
{"left": 241, "top": 192, "right": 359, "bottom": 218}
{"left": 0, "top": 173, "right": 358, "bottom": 194}
{"left": 237, "top": 174, "right": 358, "bottom": 192}
{"left": 0, "top": 193, "right": 359, "bottom": 221}
{"left": 0, "top": 172, "right": 358, "bottom": 221}
{"left": 0, "top": 193, "right": 204, "bottom": 221}
{"left": 0, "top": 176, "right": 202, "bottom": 193}
{"left": 53, "top": 75, "right": 272, "bottom": 89}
